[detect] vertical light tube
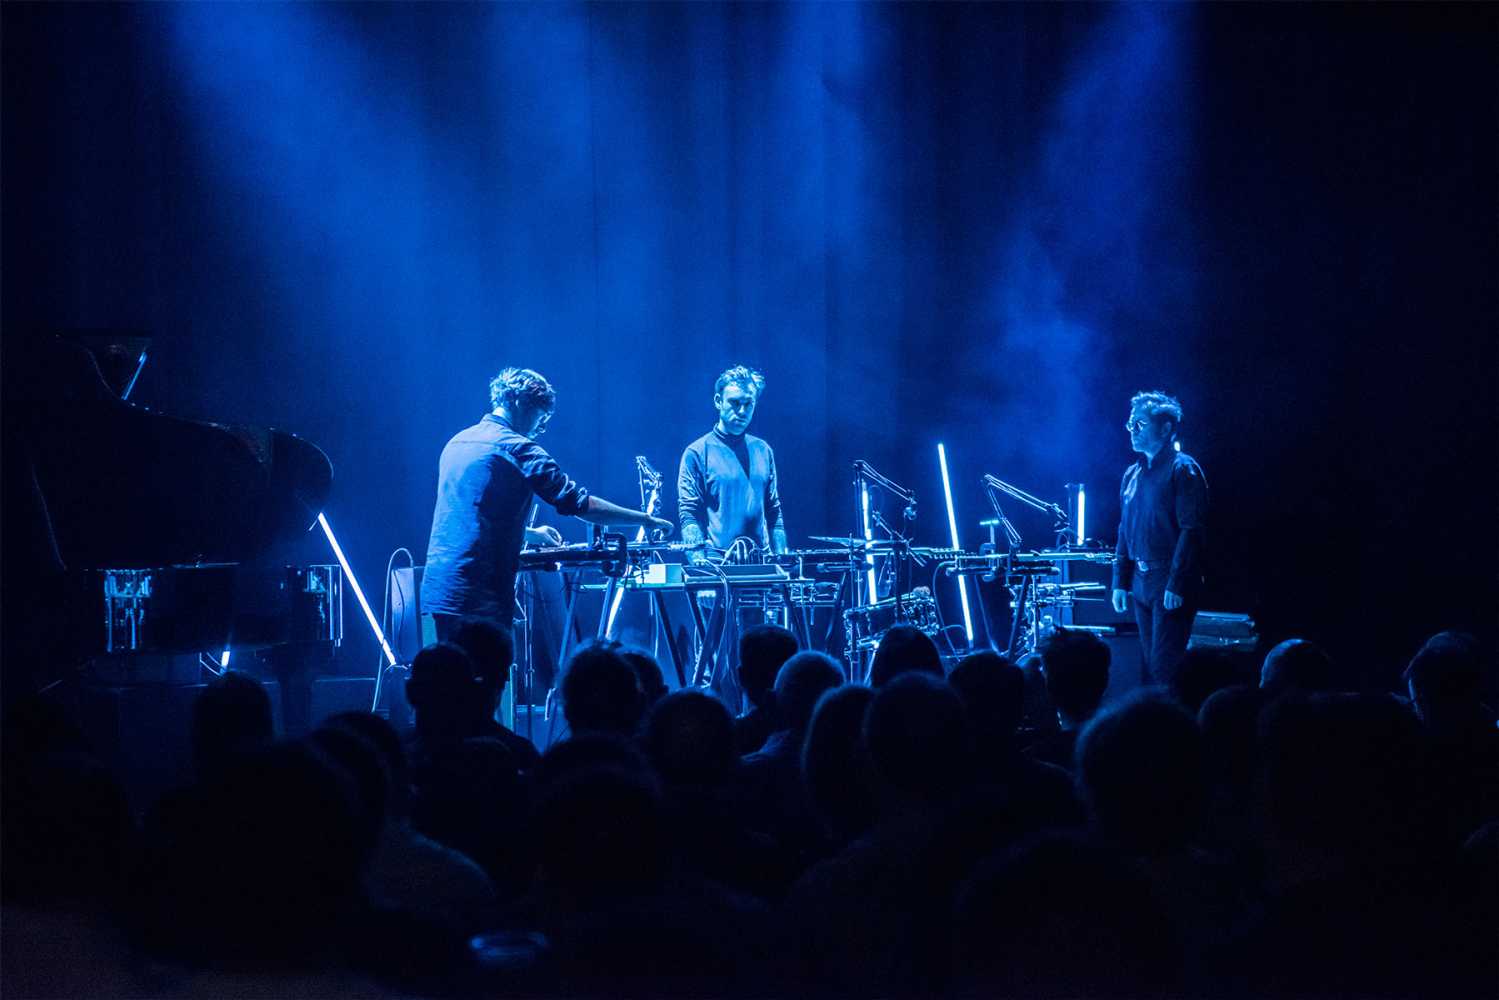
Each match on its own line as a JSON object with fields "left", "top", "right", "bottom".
{"left": 219, "top": 648, "right": 231, "bottom": 669}
{"left": 1076, "top": 484, "right": 1086, "bottom": 548}
{"left": 318, "top": 512, "right": 397, "bottom": 666}
{"left": 861, "top": 485, "right": 878, "bottom": 603}
{"left": 938, "top": 444, "right": 975, "bottom": 643}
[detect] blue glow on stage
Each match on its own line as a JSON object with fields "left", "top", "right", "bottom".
{"left": 938, "top": 443, "right": 974, "bottom": 644}
{"left": 1076, "top": 485, "right": 1086, "bottom": 547}
{"left": 318, "top": 512, "right": 397, "bottom": 667}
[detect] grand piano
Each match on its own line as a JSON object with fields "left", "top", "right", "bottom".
{"left": 2, "top": 334, "right": 338, "bottom": 701}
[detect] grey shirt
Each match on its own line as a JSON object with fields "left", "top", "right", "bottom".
{"left": 677, "top": 427, "right": 785, "bottom": 550}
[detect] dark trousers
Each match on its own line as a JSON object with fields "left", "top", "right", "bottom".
{"left": 1131, "top": 568, "right": 1196, "bottom": 688}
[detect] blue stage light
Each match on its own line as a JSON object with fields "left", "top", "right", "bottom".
{"left": 318, "top": 512, "right": 397, "bottom": 667}
{"left": 1077, "top": 484, "right": 1086, "bottom": 547}
{"left": 861, "top": 485, "right": 878, "bottom": 602}
{"left": 938, "top": 443, "right": 974, "bottom": 644}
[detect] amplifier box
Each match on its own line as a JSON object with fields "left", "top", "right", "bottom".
{"left": 1061, "top": 560, "right": 1131, "bottom": 627}
{"left": 389, "top": 566, "right": 424, "bottom": 664}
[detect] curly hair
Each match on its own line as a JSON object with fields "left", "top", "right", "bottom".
{"left": 1129, "top": 390, "right": 1183, "bottom": 428}
{"left": 714, "top": 364, "right": 766, "bottom": 398}
{"left": 489, "top": 367, "right": 557, "bottom": 413}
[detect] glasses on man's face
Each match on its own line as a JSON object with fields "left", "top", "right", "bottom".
{"left": 534, "top": 412, "right": 553, "bottom": 436}
{"left": 1125, "top": 417, "right": 1150, "bottom": 433}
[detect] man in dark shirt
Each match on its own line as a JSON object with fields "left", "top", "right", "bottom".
{"left": 422, "top": 367, "right": 671, "bottom": 639}
{"left": 1111, "top": 390, "right": 1208, "bottom": 687}
{"left": 677, "top": 365, "right": 788, "bottom": 559}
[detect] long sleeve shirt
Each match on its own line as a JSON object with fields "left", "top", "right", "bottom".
{"left": 1112, "top": 447, "right": 1207, "bottom": 596}
{"left": 421, "top": 414, "right": 590, "bottom": 620}
{"left": 677, "top": 427, "right": 785, "bottom": 550}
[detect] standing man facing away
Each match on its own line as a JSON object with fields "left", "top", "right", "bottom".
{"left": 422, "top": 367, "right": 671, "bottom": 641}
{"left": 677, "top": 365, "right": 788, "bottom": 561}
{"left": 1111, "top": 390, "right": 1208, "bottom": 687}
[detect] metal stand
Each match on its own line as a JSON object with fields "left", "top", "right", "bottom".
{"left": 849, "top": 460, "right": 920, "bottom": 676}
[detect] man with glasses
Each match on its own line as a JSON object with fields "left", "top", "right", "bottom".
{"left": 422, "top": 367, "right": 670, "bottom": 641}
{"left": 1111, "top": 390, "right": 1208, "bottom": 687}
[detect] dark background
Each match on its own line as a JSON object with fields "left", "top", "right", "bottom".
{"left": 4, "top": 2, "right": 1494, "bottom": 689}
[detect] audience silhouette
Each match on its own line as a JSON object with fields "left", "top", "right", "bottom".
{"left": 734, "top": 623, "right": 798, "bottom": 754}
{"left": 3, "top": 625, "right": 1494, "bottom": 997}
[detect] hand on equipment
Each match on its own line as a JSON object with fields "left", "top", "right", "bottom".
{"left": 1112, "top": 588, "right": 1129, "bottom": 614}
{"left": 646, "top": 515, "right": 673, "bottom": 538}
{"left": 1163, "top": 589, "right": 1183, "bottom": 611}
{"left": 526, "top": 525, "right": 564, "bottom": 547}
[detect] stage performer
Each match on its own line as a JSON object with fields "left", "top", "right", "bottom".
{"left": 676, "top": 364, "right": 787, "bottom": 561}
{"left": 422, "top": 367, "right": 670, "bottom": 639}
{"left": 1111, "top": 390, "right": 1208, "bottom": 687}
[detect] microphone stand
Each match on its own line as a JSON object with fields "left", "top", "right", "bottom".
{"left": 982, "top": 473, "right": 1069, "bottom": 533}
{"left": 854, "top": 461, "right": 917, "bottom": 622}
{"left": 982, "top": 474, "right": 1056, "bottom": 658}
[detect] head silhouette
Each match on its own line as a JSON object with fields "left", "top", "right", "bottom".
{"left": 772, "top": 651, "right": 844, "bottom": 735}
{"left": 869, "top": 624, "right": 943, "bottom": 688}
{"left": 619, "top": 647, "right": 668, "bottom": 710}
{"left": 948, "top": 651, "right": 1025, "bottom": 749}
{"left": 1077, "top": 692, "right": 1204, "bottom": 853}
{"left": 561, "top": 642, "right": 644, "bottom": 737}
{"left": 1039, "top": 629, "right": 1111, "bottom": 727}
{"left": 643, "top": 690, "right": 735, "bottom": 787}
{"left": 1403, "top": 630, "right": 1491, "bottom": 733}
{"left": 1259, "top": 692, "right": 1435, "bottom": 858}
{"left": 739, "top": 623, "right": 799, "bottom": 710}
{"left": 864, "top": 673, "right": 974, "bottom": 807}
{"left": 406, "top": 642, "right": 481, "bottom": 746}
{"left": 532, "top": 765, "right": 666, "bottom": 899}
{"left": 192, "top": 670, "right": 274, "bottom": 778}
{"left": 1260, "top": 638, "right": 1337, "bottom": 698}
{"left": 802, "top": 684, "right": 877, "bottom": 841}
{"left": 448, "top": 617, "right": 515, "bottom": 714}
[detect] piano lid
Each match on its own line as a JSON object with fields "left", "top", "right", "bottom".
{"left": 5, "top": 335, "right": 333, "bottom": 569}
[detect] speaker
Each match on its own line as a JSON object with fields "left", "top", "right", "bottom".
{"left": 1062, "top": 560, "right": 1131, "bottom": 628}
{"left": 389, "top": 566, "right": 424, "bottom": 663}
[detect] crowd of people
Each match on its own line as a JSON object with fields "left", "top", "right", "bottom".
{"left": 3, "top": 621, "right": 1495, "bottom": 997}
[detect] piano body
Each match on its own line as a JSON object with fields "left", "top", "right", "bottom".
{"left": 2, "top": 334, "right": 339, "bottom": 704}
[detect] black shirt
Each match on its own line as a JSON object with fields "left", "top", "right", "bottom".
{"left": 1112, "top": 445, "right": 1208, "bottom": 596}
{"left": 421, "top": 414, "right": 590, "bottom": 621}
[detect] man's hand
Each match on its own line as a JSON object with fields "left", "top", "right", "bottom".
{"left": 1111, "top": 588, "right": 1129, "bottom": 614}
{"left": 680, "top": 523, "right": 707, "bottom": 564}
{"left": 645, "top": 515, "right": 673, "bottom": 539}
{"left": 526, "top": 525, "right": 563, "bottom": 547}
{"left": 1163, "top": 589, "right": 1183, "bottom": 611}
